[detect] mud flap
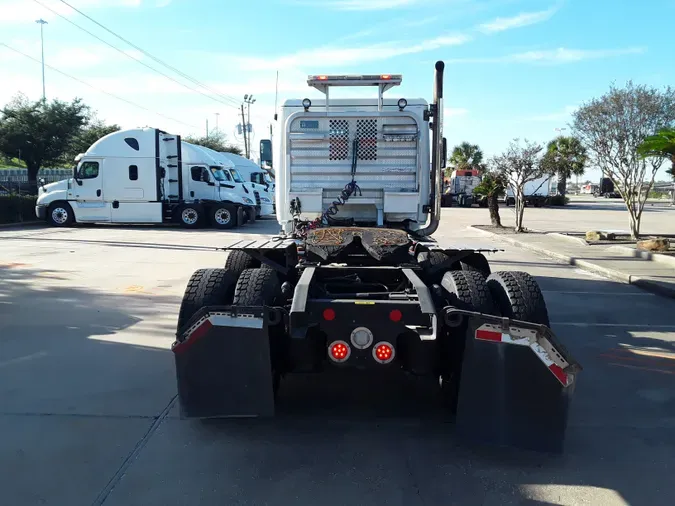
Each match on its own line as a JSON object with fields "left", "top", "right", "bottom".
{"left": 171, "top": 306, "right": 281, "bottom": 418}
{"left": 448, "top": 309, "right": 581, "bottom": 453}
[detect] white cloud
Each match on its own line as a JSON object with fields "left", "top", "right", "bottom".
{"left": 234, "top": 34, "right": 471, "bottom": 71}
{"left": 478, "top": 4, "right": 560, "bottom": 33}
{"left": 447, "top": 47, "right": 646, "bottom": 65}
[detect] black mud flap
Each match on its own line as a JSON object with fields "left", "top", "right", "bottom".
{"left": 447, "top": 308, "right": 582, "bottom": 453}
{"left": 171, "top": 305, "right": 282, "bottom": 419}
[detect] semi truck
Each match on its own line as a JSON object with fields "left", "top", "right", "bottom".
{"left": 35, "top": 128, "right": 260, "bottom": 229}
{"left": 442, "top": 168, "right": 486, "bottom": 207}
{"left": 218, "top": 151, "right": 276, "bottom": 217}
{"left": 172, "top": 62, "right": 581, "bottom": 453}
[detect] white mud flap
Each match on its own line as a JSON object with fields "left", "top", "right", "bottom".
{"left": 172, "top": 306, "right": 281, "bottom": 418}
{"left": 448, "top": 309, "right": 581, "bottom": 453}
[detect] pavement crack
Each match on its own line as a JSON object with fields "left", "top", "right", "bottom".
{"left": 92, "top": 394, "right": 177, "bottom": 506}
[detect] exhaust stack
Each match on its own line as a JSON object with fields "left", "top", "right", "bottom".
{"left": 418, "top": 60, "right": 444, "bottom": 237}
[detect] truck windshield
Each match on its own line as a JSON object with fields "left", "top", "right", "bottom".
{"left": 229, "top": 169, "right": 244, "bottom": 183}
{"left": 209, "top": 167, "right": 231, "bottom": 182}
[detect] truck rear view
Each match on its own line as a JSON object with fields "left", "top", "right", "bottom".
{"left": 171, "top": 61, "right": 581, "bottom": 453}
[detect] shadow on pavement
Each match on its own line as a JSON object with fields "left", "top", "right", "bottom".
{"left": 0, "top": 264, "right": 179, "bottom": 506}
{"left": 1, "top": 264, "right": 674, "bottom": 505}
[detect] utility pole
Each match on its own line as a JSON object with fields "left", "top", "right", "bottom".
{"left": 206, "top": 119, "right": 209, "bottom": 139}
{"left": 35, "top": 19, "right": 48, "bottom": 100}
{"left": 240, "top": 103, "right": 248, "bottom": 159}
{"left": 243, "top": 94, "right": 255, "bottom": 159}
{"left": 215, "top": 112, "right": 220, "bottom": 132}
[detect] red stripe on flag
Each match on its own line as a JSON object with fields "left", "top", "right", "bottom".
{"left": 549, "top": 363, "right": 568, "bottom": 386}
{"left": 172, "top": 319, "right": 213, "bottom": 355}
{"left": 476, "top": 329, "right": 502, "bottom": 342}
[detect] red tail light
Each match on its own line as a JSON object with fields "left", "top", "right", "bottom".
{"left": 389, "top": 309, "right": 402, "bottom": 322}
{"left": 323, "top": 308, "right": 336, "bottom": 321}
{"left": 372, "top": 342, "right": 395, "bottom": 364}
{"left": 328, "top": 340, "right": 350, "bottom": 362}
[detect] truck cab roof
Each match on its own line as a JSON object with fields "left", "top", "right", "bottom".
{"left": 282, "top": 98, "right": 428, "bottom": 108}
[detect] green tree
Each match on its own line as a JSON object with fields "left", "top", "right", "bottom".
{"left": 540, "top": 136, "right": 588, "bottom": 196}
{"left": 491, "top": 138, "right": 545, "bottom": 233}
{"left": 0, "top": 94, "right": 89, "bottom": 190}
{"left": 473, "top": 170, "right": 507, "bottom": 227}
{"left": 184, "top": 130, "right": 242, "bottom": 155}
{"left": 637, "top": 127, "right": 675, "bottom": 181}
{"left": 61, "top": 118, "right": 121, "bottom": 164}
{"left": 572, "top": 81, "right": 675, "bottom": 239}
{"left": 448, "top": 141, "right": 483, "bottom": 176}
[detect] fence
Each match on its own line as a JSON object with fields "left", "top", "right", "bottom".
{"left": 0, "top": 169, "right": 71, "bottom": 196}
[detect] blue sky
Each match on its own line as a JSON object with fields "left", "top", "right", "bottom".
{"left": 0, "top": 0, "right": 673, "bottom": 180}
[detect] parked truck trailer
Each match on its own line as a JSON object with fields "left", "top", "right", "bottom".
{"left": 172, "top": 63, "right": 581, "bottom": 453}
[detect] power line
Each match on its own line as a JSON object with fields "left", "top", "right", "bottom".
{"left": 0, "top": 42, "right": 199, "bottom": 130}
{"left": 32, "top": 0, "right": 240, "bottom": 111}
{"left": 53, "top": 0, "right": 242, "bottom": 109}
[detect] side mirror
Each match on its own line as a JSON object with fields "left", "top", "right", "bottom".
{"left": 200, "top": 171, "right": 208, "bottom": 183}
{"left": 39, "top": 178, "right": 46, "bottom": 187}
{"left": 441, "top": 138, "right": 447, "bottom": 169}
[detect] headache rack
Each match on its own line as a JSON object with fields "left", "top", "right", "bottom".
{"left": 307, "top": 74, "right": 403, "bottom": 112}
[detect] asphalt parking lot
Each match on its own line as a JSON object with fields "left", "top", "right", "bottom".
{"left": 1, "top": 206, "right": 674, "bottom": 506}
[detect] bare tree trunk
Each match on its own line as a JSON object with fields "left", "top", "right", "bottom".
{"left": 25, "top": 162, "right": 40, "bottom": 196}
{"left": 557, "top": 176, "right": 567, "bottom": 196}
{"left": 514, "top": 188, "right": 526, "bottom": 232}
{"left": 488, "top": 194, "right": 501, "bottom": 227}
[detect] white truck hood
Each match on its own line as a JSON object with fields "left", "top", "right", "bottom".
{"left": 39, "top": 179, "right": 69, "bottom": 196}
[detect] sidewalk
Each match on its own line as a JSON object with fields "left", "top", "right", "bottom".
{"left": 470, "top": 226, "right": 675, "bottom": 299}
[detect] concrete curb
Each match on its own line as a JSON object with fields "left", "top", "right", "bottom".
{"left": 608, "top": 245, "right": 675, "bottom": 269}
{"left": 469, "top": 226, "right": 675, "bottom": 299}
{"left": 547, "top": 232, "right": 589, "bottom": 246}
{"left": 0, "top": 221, "right": 43, "bottom": 229}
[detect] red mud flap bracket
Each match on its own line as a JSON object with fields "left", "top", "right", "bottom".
{"left": 445, "top": 308, "right": 582, "bottom": 453}
{"left": 171, "top": 305, "right": 283, "bottom": 419}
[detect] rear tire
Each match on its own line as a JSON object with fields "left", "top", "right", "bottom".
{"left": 486, "top": 271, "right": 550, "bottom": 326}
{"left": 176, "top": 268, "right": 237, "bottom": 339}
{"left": 224, "top": 250, "right": 258, "bottom": 279}
{"left": 439, "top": 271, "right": 497, "bottom": 413}
{"left": 231, "top": 267, "right": 283, "bottom": 395}
{"left": 211, "top": 204, "right": 237, "bottom": 229}
{"left": 232, "top": 267, "right": 282, "bottom": 306}
{"left": 460, "top": 252, "right": 491, "bottom": 277}
{"left": 418, "top": 251, "right": 450, "bottom": 284}
{"left": 179, "top": 205, "right": 201, "bottom": 228}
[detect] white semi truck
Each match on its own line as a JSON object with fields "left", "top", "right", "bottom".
{"left": 218, "top": 151, "right": 276, "bottom": 218}
{"left": 35, "top": 128, "right": 259, "bottom": 229}
{"left": 171, "top": 63, "right": 580, "bottom": 453}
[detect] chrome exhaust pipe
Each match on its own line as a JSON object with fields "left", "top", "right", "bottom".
{"left": 419, "top": 60, "right": 444, "bottom": 237}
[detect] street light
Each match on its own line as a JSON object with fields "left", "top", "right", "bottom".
{"left": 35, "top": 19, "right": 48, "bottom": 100}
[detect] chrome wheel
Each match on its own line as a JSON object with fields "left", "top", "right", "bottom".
{"left": 51, "top": 207, "right": 68, "bottom": 224}
{"left": 181, "top": 208, "right": 198, "bottom": 225}
{"left": 214, "top": 208, "right": 231, "bottom": 225}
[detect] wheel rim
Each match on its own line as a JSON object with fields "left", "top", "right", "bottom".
{"left": 51, "top": 207, "right": 68, "bottom": 224}
{"left": 181, "top": 208, "right": 198, "bottom": 225}
{"left": 214, "top": 208, "right": 231, "bottom": 225}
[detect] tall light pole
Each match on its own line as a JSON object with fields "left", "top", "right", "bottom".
{"left": 35, "top": 19, "right": 48, "bottom": 100}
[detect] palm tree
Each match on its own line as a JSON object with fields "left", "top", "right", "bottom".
{"left": 473, "top": 171, "right": 506, "bottom": 227}
{"left": 449, "top": 142, "right": 484, "bottom": 175}
{"left": 637, "top": 127, "right": 675, "bottom": 180}
{"left": 540, "top": 136, "right": 588, "bottom": 196}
